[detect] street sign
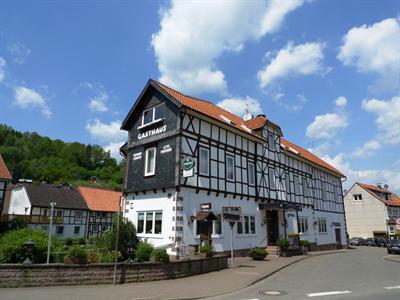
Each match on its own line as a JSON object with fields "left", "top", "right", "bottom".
{"left": 182, "top": 157, "right": 195, "bottom": 178}
{"left": 222, "top": 206, "right": 242, "bottom": 222}
{"left": 396, "top": 218, "right": 400, "bottom": 225}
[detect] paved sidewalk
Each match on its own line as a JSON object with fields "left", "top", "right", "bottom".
{"left": 0, "top": 249, "right": 350, "bottom": 300}
{"left": 384, "top": 254, "right": 400, "bottom": 263}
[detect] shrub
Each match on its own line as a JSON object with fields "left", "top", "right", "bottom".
{"left": 287, "top": 232, "right": 299, "bottom": 238}
{"left": 87, "top": 249, "right": 100, "bottom": 264}
{"left": 135, "top": 241, "right": 154, "bottom": 262}
{"left": 64, "top": 237, "right": 74, "bottom": 246}
{"left": 277, "top": 239, "right": 290, "bottom": 251}
{"left": 75, "top": 237, "right": 86, "bottom": 245}
{"left": 199, "top": 244, "right": 212, "bottom": 255}
{"left": 300, "top": 240, "right": 310, "bottom": 248}
{"left": 99, "top": 252, "right": 113, "bottom": 263}
{"left": 67, "top": 245, "right": 87, "bottom": 259}
{"left": 150, "top": 248, "right": 169, "bottom": 263}
{"left": 0, "top": 228, "right": 61, "bottom": 263}
{"left": 249, "top": 248, "right": 268, "bottom": 260}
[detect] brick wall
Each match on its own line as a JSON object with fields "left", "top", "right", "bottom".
{"left": 0, "top": 255, "right": 228, "bottom": 288}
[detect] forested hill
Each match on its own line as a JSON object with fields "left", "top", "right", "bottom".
{"left": 0, "top": 124, "right": 124, "bottom": 191}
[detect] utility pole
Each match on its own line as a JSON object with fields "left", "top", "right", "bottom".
{"left": 46, "top": 202, "right": 56, "bottom": 264}
{"left": 113, "top": 196, "right": 123, "bottom": 285}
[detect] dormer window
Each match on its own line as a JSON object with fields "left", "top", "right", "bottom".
{"left": 140, "top": 103, "right": 165, "bottom": 128}
{"left": 353, "top": 194, "right": 362, "bottom": 201}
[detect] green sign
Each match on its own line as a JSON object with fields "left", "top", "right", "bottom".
{"left": 182, "top": 157, "right": 195, "bottom": 171}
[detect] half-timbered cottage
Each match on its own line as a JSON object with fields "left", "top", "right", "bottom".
{"left": 121, "top": 79, "right": 347, "bottom": 256}
{"left": 0, "top": 154, "right": 11, "bottom": 218}
{"left": 78, "top": 186, "right": 120, "bottom": 238}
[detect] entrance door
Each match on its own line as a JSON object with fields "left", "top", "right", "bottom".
{"left": 266, "top": 210, "right": 279, "bottom": 245}
{"left": 335, "top": 228, "right": 342, "bottom": 249}
{"left": 197, "top": 220, "right": 213, "bottom": 245}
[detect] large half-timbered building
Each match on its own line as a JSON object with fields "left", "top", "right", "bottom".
{"left": 121, "top": 79, "right": 347, "bottom": 256}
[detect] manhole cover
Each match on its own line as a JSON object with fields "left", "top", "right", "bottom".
{"left": 259, "top": 290, "right": 287, "bottom": 296}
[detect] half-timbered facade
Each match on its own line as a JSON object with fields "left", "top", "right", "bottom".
{"left": 121, "top": 80, "right": 347, "bottom": 256}
{"left": 0, "top": 154, "right": 11, "bottom": 218}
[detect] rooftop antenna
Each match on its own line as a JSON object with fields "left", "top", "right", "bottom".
{"left": 243, "top": 103, "right": 253, "bottom": 121}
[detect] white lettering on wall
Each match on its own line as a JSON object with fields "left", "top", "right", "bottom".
{"left": 138, "top": 125, "right": 167, "bottom": 140}
{"left": 160, "top": 144, "right": 172, "bottom": 154}
{"left": 133, "top": 152, "right": 142, "bottom": 160}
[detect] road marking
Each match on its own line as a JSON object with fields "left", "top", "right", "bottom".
{"left": 384, "top": 285, "right": 400, "bottom": 290}
{"left": 306, "top": 291, "right": 352, "bottom": 297}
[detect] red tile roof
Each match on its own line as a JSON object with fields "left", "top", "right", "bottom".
{"left": 155, "top": 80, "right": 344, "bottom": 178}
{"left": 155, "top": 81, "right": 264, "bottom": 141}
{"left": 0, "top": 155, "right": 11, "bottom": 181}
{"left": 78, "top": 186, "right": 121, "bottom": 212}
{"left": 281, "top": 138, "right": 345, "bottom": 178}
{"left": 358, "top": 182, "right": 400, "bottom": 206}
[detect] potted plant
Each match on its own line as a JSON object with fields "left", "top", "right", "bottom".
{"left": 277, "top": 239, "right": 290, "bottom": 257}
{"left": 300, "top": 240, "right": 310, "bottom": 255}
{"left": 199, "top": 244, "right": 213, "bottom": 258}
{"left": 64, "top": 245, "right": 87, "bottom": 265}
{"left": 249, "top": 247, "right": 268, "bottom": 261}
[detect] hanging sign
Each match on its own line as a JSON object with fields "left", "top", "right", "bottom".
{"left": 222, "top": 206, "right": 242, "bottom": 223}
{"left": 182, "top": 157, "right": 195, "bottom": 178}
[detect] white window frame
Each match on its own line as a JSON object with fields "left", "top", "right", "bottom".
{"left": 353, "top": 194, "right": 363, "bottom": 201}
{"left": 199, "top": 147, "right": 210, "bottom": 176}
{"left": 248, "top": 162, "right": 255, "bottom": 185}
{"left": 74, "top": 226, "right": 80, "bottom": 235}
{"left": 144, "top": 147, "right": 156, "bottom": 177}
{"left": 55, "top": 225, "right": 64, "bottom": 235}
{"left": 139, "top": 103, "right": 165, "bottom": 128}
{"left": 137, "top": 211, "right": 163, "bottom": 235}
{"left": 75, "top": 210, "right": 82, "bottom": 220}
{"left": 318, "top": 218, "right": 327, "bottom": 233}
{"left": 298, "top": 217, "right": 308, "bottom": 234}
{"left": 226, "top": 155, "right": 235, "bottom": 181}
{"left": 237, "top": 215, "right": 256, "bottom": 235}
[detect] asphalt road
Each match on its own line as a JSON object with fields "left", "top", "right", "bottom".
{"left": 207, "top": 246, "right": 400, "bottom": 300}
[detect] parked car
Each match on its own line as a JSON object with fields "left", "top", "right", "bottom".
{"left": 375, "top": 237, "right": 388, "bottom": 247}
{"left": 387, "top": 239, "right": 400, "bottom": 254}
{"left": 349, "top": 237, "right": 366, "bottom": 246}
{"left": 365, "top": 238, "right": 376, "bottom": 246}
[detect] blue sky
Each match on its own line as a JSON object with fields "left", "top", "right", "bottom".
{"left": 0, "top": 0, "right": 399, "bottom": 192}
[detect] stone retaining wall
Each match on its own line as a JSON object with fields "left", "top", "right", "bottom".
{"left": 0, "top": 255, "right": 228, "bottom": 288}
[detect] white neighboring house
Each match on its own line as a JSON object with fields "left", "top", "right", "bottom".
{"left": 6, "top": 183, "right": 89, "bottom": 239}
{"left": 344, "top": 182, "right": 400, "bottom": 238}
{"left": 120, "top": 80, "right": 348, "bottom": 257}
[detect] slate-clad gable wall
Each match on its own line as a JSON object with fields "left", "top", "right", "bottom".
{"left": 125, "top": 88, "right": 181, "bottom": 192}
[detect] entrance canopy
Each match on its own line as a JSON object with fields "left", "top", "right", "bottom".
{"left": 195, "top": 210, "right": 218, "bottom": 221}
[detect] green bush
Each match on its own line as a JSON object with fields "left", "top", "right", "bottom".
{"left": 135, "top": 241, "right": 154, "bottom": 262}
{"left": 199, "top": 244, "right": 213, "bottom": 254}
{"left": 150, "top": 248, "right": 169, "bottom": 263}
{"left": 277, "top": 239, "right": 290, "bottom": 251}
{"left": 75, "top": 237, "right": 86, "bottom": 245}
{"left": 64, "top": 237, "right": 74, "bottom": 246}
{"left": 300, "top": 240, "right": 310, "bottom": 248}
{"left": 87, "top": 249, "right": 100, "bottom": 264}
{"left": 249, "top": 248, "right": 268, "bottom": 260}
{"left": 0, "top": 227, "right": 61, "bottom": 263}
{"left": 287, "top": 232, "right": 299, "bottom": 238}
{"left": 67, "top": 245, "right": 87, "bottom": 259}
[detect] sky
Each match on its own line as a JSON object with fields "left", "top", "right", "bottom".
{"left": 0, "top": 0, "right": 399, "bottom": 192}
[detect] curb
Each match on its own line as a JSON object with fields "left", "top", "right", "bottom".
{"left": 384, "top": 255, "right": 400, "bottom": 263}
{"left": 149, "top": 250, "right": 350, "bottom": 300}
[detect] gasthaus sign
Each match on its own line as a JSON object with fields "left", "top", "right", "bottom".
{"left": 138, "top": 125, "right": 167, "bottom": 140}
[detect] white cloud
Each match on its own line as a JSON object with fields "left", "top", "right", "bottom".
{"left": 104, "top": 141, "right": 125, "bottom": 161}
{"left": 258, "top": 42, "right": 326, "bottom": 88}
{"left": 86, "top": 119, "right": 125, "bottom": 143}
{"left": 352, "top": 139, "right": 381, "bottom": 158}
{"left": 89, "top": 92, "right": 108, "bottom": 112}
{"left": 14, "top": 86, "right": 52, "bottom": 118}
{"left": 306, "top": 113, "right": 347, "bottom": 140}
{"left": 338, "top": 18, "right": 400, "bottom": 93}
{"left": 362, "top": 96, "right": 400, "bottom": 144}
{"left": 335, "top": 96, "right": 347, "bottom": 107}
{"left": 77, "top": 82, "right": 110, "bottom": 113}
{"left": 7, "top": 42, "right": 31, "bottom": 64}
{"left": 0, "top": 57, "right": 6, "bottom": 82}
{"left": 217, "top": 96, "right": 262, "bottom": 117}
{"left": 151, "top": 0, "right": 305, "bottom": 94}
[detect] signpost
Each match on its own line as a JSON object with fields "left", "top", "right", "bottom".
{"left": 182, "top": 157, "right": 195, "bottom": 178}
{"left": 222, "top": 207, "right": 242, "bottom": 268}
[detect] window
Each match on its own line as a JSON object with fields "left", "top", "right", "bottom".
{"left": 199, "top": 147, "right": 210, "bottom": 176}
{"left": 55, "top": 210, "right": 63, "bottom": 218}
{"left": 353, "top": 194, "right": 362, "bottom": 201}
{"left": 92, "top": 225, "right": 98, "bottom": 233}
{"left": 298, "top": 217, "right": 308, "bottom": 233}
{"left": 214, "top": 214, "right": 222, "bottom": 235}
{"left": 102, "top": 212, "right": 107, "bottom": 218}
{"left": 144, "top": 147, "right": 156, "bottom": 176}
{"left": 137, "top": 211, "right": 163, "bottom": 235}
{"left": 303, "top": 178, "right": 310, "bottom": 197}
{"left": 141, "top": 103, "right": 165, "bottom": 127}
{"left": 56, "top": 226, "right": 64, "bottom": 235}
{"left": 294, "top": 176, "right": 300, "bottom": 194}
{"left": 96, "top": 212, "right": 101, "bottom": 218}
{"left": 41, "top": 225, "right": 48, "bottom": 231}
{"left": 74, "top": 226, "right": 80, "bottom": 235}
{"left": 248, "top": 162, "right": 255, "bottom": 185}
{"left": 268, "top": 133, "right": 275, "bottom": 150}
{"left": 75, "top": 210, "right": 82, "bottom": 220}
{"left": 318, "top": 218, "right": 327, "bottom": 233}
{"left": 226, "top": 155, "right": 235, "bottom": 181}
{"left": 237, "top": 215, "right": 256, "bottom": 235}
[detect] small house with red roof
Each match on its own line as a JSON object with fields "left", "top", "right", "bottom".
{"left": 344, "top": 182, "right": 400, "bottom": 238}
{"left": 120, "top": 79, "right": 347, "bottom": 256}
{"left": 0, "top": 154, "right": 12, "bottom": 218}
